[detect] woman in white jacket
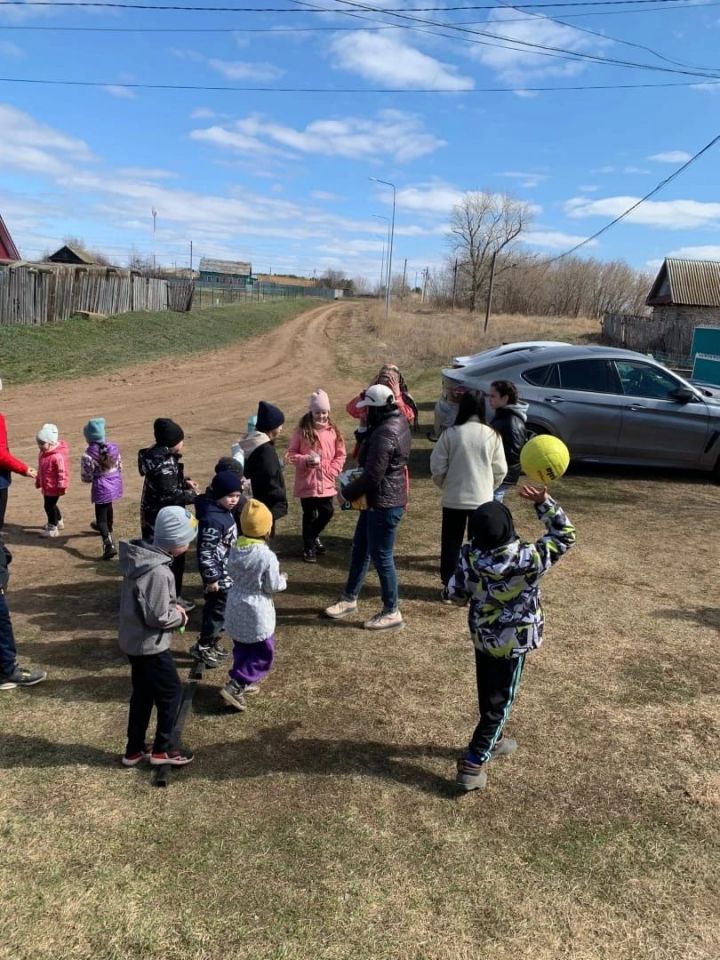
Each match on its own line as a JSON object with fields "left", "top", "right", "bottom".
{"left": 429, "top": 392, "right": 507, "bottom": 601}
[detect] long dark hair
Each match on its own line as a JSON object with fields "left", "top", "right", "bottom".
{"left": 454, "top": 392, "right": 487, "bottom": 426}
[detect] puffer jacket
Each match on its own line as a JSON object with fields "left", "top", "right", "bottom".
{"left": 225, "top": 537, "right": 287, "bottom": 644}
{"left": 0, "top": 413, "right": 31, "bottom": 490}
{"left": 80, "top": 442, "right": 124, "bottom": 504}
{"left": 448, "top": 498, "right": 576, "bottom": 658}
{"left": 36, "top": 440, "right": 70, "bottom": 496}
{"left": 138, "top": 444, "right": 195, "bottom": 534}
{"left": 286, "top": 423, "right": 346, "bottom": 499}
{"left": 196, "top": 498, "right": 237, "bottom": 589}
{"left": 238, "top": 431, "right": 288, "bottom": 521}
{"left": 342, "top": 408, "right": 411, "bottom": 510}
{"left": 117, "top": 539, "right": 184, "bottom": 656}
{"left": 491, "top": 403, "right": 529, "bottom": 485}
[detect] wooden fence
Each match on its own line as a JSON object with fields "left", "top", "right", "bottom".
{"left": 0, "top": 264, "right": 175, "bottom": 325}
{"left": 601, "top": 311, "right": 713, "bottom": 359}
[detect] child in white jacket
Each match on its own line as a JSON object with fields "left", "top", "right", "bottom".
{"left": 221, "top": 499, "right": 286, "bottom": 712}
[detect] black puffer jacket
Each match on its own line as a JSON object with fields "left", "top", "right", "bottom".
{"left": 342, "top": 408, "right": 411, "bottom": 509}
{"left": 491, "top": 403, "right": 528, "bottom": 485}
{"left": 138, "top": 444, "right": 196, "bottom": 535}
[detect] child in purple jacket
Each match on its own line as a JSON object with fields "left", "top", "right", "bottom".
{"left": 80, "top": 418, "right": 123, "bottom": 560}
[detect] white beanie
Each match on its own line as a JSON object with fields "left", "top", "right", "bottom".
{"left": 153, "top": 506, "right": 198, "bottom": 550}
{"left": 37, "top": 423, "right": 59, "bottom": 444}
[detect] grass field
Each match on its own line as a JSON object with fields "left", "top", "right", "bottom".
{"left": 0, "top": 301, "right": 718, "bottom": 960}
{"left": 0, "top": 298, "right": 317, "bottom": 384}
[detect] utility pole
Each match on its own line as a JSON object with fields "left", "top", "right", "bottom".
{"left": 484, "top": 249, "right": 498, "bottom": 333}
{"left": 379, "top": 239, "right": 386, "bottom": 297}
{"left": 402, "top": 258, "right": 407, "bottom": 300}
{"left": 372, "top": 213, "right": 390, "bottom": 300}
{"left": 451, "top": 257, "right": 458, "bottom": 312}
{"left": 369, "top": 177, "right": 396, "bottom": 318}
{"left": 151, "top": 207, "right": 157, "bottom": 270}
{"left": 189, "top": 240, "right": 193, "bottom": 273}
{"left": 421, "top": 267, "right": 429, "bottom": 303}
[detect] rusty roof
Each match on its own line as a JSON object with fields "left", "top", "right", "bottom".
{"left": 647, "top": 257, "right": 720, "bottom": 307}
{"left": 199, "top": 257, "right": 251, "bottom": 276}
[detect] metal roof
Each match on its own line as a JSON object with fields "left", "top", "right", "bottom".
{"left": 646, "top": 258, "right": 720, "bottom": 307}
{"left": 199, "top": 257, "right": 251, "bottom": 276}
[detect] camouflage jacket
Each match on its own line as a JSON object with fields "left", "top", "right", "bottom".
{"left": 448, "top": 498, "right": 576, "bottom": 658}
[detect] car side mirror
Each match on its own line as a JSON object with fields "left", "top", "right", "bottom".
{"left": 671, "top": 387, "right": 695, "bottom": 403}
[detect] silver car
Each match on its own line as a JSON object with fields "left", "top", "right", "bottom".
{"left": 442, "top": 343, "right": 720, "bottom": 478}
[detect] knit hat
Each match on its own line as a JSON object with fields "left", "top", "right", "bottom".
{"left": 153, "top": 506, "right": 198, "bottom": 550}
{"left": 214, "top": 456, "right": 244, "bottom": 478}
{"left": 153, "top": 417, "right": 184, "bottom": 448}
{"left": 309, "top": 389, "right": 331, "bottom": 414}
{"left": 356, "top": 384, "right": 394, "bottom": 409}
{"left": 468, "top": 502, "right": 518, "bottom": 551}
{"left": 83, "top": 417, "right": 106, "bottom": 443}
{"left": 240, "top": 498, "right": 273, "bottom": 539}
{"left": 36, "top": 423, "right": 59, "bottom": 444}
{"left": 256, "top": 401, "right": 285, "bottom": 434}
{"left": 211, "top": 470, "right": 243, "bottom": 499}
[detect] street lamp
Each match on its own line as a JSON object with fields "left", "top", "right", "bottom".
{"left": 369, "top": 176, "right": 396, "bottom": 317}
{"left": 372, "top": 213, "right": 390, "bottom": 299}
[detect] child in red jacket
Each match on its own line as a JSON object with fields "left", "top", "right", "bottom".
{"left": 36, "top": 423, "right": 70, "bottom": 538}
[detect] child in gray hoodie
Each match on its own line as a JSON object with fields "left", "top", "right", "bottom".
{"left": 118, "top": 506, "right": 198, "bottom": 768}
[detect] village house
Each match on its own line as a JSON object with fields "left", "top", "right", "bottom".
{"left": 198, "top": 257, "right": 252, "bottom": 285}
{"left": 45, "top": 244, "right": 97, "bottom": 266}
{"left": 646, "top": 257, "right": 720, "bottom": 327}
{"left": 0, "top": 213, "right": 20, "bottom": 262}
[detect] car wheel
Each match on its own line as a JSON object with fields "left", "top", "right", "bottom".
{"left": 713, "top": 454, "right": 720, "bottom": 485}
{"left": 526, "top": 423, "right": 554, "bottom": 441}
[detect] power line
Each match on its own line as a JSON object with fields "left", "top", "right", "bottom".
{"left": 547, "top": 133, "right": 720, "bottom": 262}
{"left": 0, "top": 0, "right": 711, "bottom": 10}
{"left": 1, "top": 74, "right": 718, "bottom": 91}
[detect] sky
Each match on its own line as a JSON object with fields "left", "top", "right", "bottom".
{"left": 1, "top": 0, "right": 720, "bottom": 283}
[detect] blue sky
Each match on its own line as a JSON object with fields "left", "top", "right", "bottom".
{"left": 1, "top": 0, "right": 719, "bottom": 281}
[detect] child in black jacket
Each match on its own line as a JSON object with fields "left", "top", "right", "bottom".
{"left": 236, "top": 402, "right": 288, "bottom": 532}
{"left": 0, "top": 539, "right": 47, "bottom": 689}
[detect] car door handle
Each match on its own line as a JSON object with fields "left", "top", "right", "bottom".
{"left": 629, "top": 405, "right": 645, "bottom": 412}
{"left": 546, "top": 396, "right": 564, "bottom": 404}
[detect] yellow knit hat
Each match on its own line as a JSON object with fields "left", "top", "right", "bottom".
{"left": 240, "top": 498, "right": 273, "bottom": 539}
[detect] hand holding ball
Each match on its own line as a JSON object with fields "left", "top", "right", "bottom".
{"left": 520, "top": 435, "right": 570, "bottom": 484}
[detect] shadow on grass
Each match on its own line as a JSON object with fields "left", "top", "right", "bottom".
{"left": 10, "top": 578, "right": 118, "bottom": 634}
{"left": 567, "top": 461, "right": 713, "bottom": 487}
{"left": 0, "top": 725, "right": 459, "bottom": 796}
{"left": 656, "top": 606, "right": 720, "bottom": 629}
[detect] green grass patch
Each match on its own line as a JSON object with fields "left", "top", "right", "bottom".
{"left": 0, "top": 299, "right": 319, "bottom": 384}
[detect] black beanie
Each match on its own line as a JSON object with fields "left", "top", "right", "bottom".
{"left": 214, "top": 456, "right": 244, "bottom": 478}
{"left": 468, "top": 502, "right": 518, "bottom": 551}
{"left": 211, "top": 470, "right": 243, "bottom": 499}
{"left": 256, "top": 401, "right": 285, "bottom": 434}
{"left": 153, "top": 417, "right": 184, "bottom": 448}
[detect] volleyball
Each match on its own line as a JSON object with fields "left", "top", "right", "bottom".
{"left": 520, "top": 434, "right": 570, "bottom": 484}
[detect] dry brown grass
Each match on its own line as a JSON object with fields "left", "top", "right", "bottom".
{"left": 0, "top": 302, "right": 718, "bottom": 960}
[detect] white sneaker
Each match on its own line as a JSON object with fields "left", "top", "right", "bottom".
{"left": 363, "top": 610, "right": 404, "bottom": 630}
{"left": 38, "top": 524, "right": 50, "bottom": 535}
{"left": 56, "top": 518, "right": 64, "bottom": 530}
{"left": 40, "top": 525, "right": 59, "bottom": 538}
{"left": 324, "top": 597, "right": 358, "bottom": 619}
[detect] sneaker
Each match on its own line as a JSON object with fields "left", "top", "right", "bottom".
{"left": 440, "top": 588, "right": 453, "bottom": 605}
{"left": 491, "top": 737, "right": 518, "bottom": 758}
{"left": 56, "top": 518, "right": 65, "bottom": 530}
{"left": 243, "top": 682, "right": 260, "bottom": 695}
{"left": 150, "top": 748, "right": 194, "bottom": 766}
{"left": 303, "top": 547, "right": 317, "bottom": 564}
{"left": 210, "top": 641, "right": 230, "bottom": 661}
{"left": 324, "top": 597, "right": 358, "bottom": 619}
{"left": 102, "top": 540, "right": 117, "bottom": 560}
{"left": 0, "top": 665, "right": 47, "bottom": 690}
{"left": 220, "top": 680, "right": 247, "bottom": 712}
{"left": 188, "top": 642, "right": 220, "bottom": 668}
{"left": 40, "top": 525, "right": 59, "bottom": 538}
{"left": 122, "top": 744, "right": 151, "bottom": 767}
{"left": 456, "top": 757, "right": 488, "bottom": 792}
{"left": 314, "top": 538, "right": 326, "bottom": 555}
{"left": 363, "top": 609, "right": 404, "bottom": 630}
{"left": 176, "top": 596, "right": 196, "bottom": 613}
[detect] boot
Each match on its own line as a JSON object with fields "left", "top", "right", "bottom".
{"left": 102, "top": 536, "right": 117, "bottom": 561}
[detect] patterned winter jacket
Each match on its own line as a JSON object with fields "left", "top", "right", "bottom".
{"left": 224, "top": 537, "right": 287, "bottom": 644}
{"left": 80, "top": 442, "right": 124, "bottom": 504}
{"left": 195, "top": 497, "right": 238, "bottom": 589}
{"left": 137, "top": 444, "right": 196, "bottom": 534}
{"left": 448, "top": 497, "right": 576, "bottom": 658}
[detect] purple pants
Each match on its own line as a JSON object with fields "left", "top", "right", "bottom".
{"left": 229, "top": 635, "right": 275, "bottom": 686}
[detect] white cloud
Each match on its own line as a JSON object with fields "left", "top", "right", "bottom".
{"left": 466, "top": 8, "right": 611, "bottom": 85}
{"left": 392, "top": 183, "right": 465, "bottom": 214}
{"left": 192, "top": 110, "right": 444, "bottom": 164}
{"left": 330, "top": 31, "right": 474, "bottom": 91}
{"left": 566, "top": 195, "right": 720, "bottom": 230}
{"left": 0, "top": 103, "right": 94, "bottom": 176}
{"left": 102, "top": 85, "right": 136, "bottom": 100}
{"left": 578, "top": 184, "right": 599, "bottom": 192}
{"left": 311, "top": 190, "right": 343, "bottom": 202}
{"left": 117, "top": 166, "right": 176, "bottom": 180}
{"left": 206, "top": 58, "right": 284, "bottom": 82}
{"left": 523, "top": 230, "right": 597, "bottom": 250}
{"left": 648, "top": 150, "right": 692, "bottom": 164}
{"left": 0, "top": 40, "right": 23, "bottom": 57}
{"left": 666, "top": 245, "right": 720, "bottom": 260}
{"left": 500, "top": 170, "right": 548, "bottom": 189}
{"left": 319, "top": 238, "right": 386, "bottom": 256}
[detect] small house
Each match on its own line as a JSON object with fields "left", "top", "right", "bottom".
{"left": 0, "top": 213, "right": 20, "bottom": 262}
{"left": 646, "top": 257, "right": 720, "bottom": 326}
{"left": 198, "top": 257, "right": 252, "bottom": 285}
{"left": 45, "top": 244, "right": 96, "bottom": 266}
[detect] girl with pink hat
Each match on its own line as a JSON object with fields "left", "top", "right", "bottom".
{"left": 286, "top": 390, "right": 347, "bottom": 563}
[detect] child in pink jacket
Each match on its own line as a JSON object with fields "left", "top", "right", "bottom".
{"left": 36, "top": 423, "right": 70, "bottom": 538}
{"left": 286, "top": 390, "right": 346, "bottom": 563}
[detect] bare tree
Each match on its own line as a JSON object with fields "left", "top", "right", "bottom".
{"left": 448, "top": 192, "right": 532, "bottom": 312}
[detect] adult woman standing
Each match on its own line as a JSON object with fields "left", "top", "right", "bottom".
{"left": 489, "top": 380, "right": 528, "bottom": 503}
{"left": 430, "top": 392, "right": 507, "bottom": 601}
{"left": 0, "top": 379, "right": 37, "bottom": 531}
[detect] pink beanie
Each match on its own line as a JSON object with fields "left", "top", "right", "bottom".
{"left": 309, "top": 389, "right": 331, "bottom": 414}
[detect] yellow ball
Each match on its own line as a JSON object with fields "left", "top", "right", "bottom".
{"left": 520, "top": 434, "right": 570, "bottom": 484}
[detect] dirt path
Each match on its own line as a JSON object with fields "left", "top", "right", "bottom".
{"left": 2, "top": 301, "right": 355, "bottom": 593}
